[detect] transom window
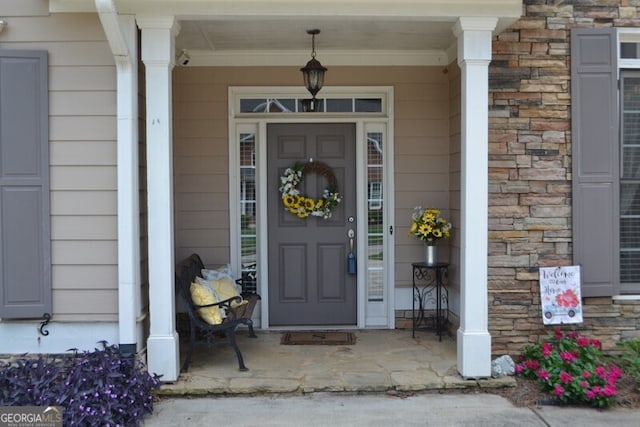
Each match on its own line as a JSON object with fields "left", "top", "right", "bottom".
{"left": 239, "top": 97, "right": 383, "bottom": 113}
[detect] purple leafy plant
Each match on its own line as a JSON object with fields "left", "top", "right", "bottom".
{"left": 0, "top": 341, "right": 161, "bottom": 426}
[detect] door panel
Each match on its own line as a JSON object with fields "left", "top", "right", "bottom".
{"left": 317, "top": 244, "right": 346, "bottom": 300}
{"left": 279, "top": 244, "right": 307, "bottom": 301}
{"left": 268, "top": 123, "right": 356, "bottom": 326}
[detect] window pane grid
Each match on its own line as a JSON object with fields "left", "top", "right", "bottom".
{"left": 239, "top": 96, "right": 383, "bottom": 113}
{"left": 367, "top": 132, "right": 384, "bottom": 301}
{"left": 239, "top": 132, "right": 257, "bottom": 283}
{"left": 621, "top": 74, "right": 640, "bottom": 286}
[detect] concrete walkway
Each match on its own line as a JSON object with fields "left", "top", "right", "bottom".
{"left": 145, "top": 393, "right": 640, "bottom": 426}
{"left": 147, "top": 330, "right": 639, "bottom": 426}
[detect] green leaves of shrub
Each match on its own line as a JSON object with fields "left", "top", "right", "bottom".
{"left": 515, "top": 330, "right": 621, "bottom": 408}
{"left": 616, "top": 337, "right": 640, "bottom": 388}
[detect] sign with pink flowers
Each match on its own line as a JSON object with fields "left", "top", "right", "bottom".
{"left": 539, "top": 266, "right": 583, "bottom": 325}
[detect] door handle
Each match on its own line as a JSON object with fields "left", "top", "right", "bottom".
{"left": 347, "top": 229, "right": 356, "bottom": 275}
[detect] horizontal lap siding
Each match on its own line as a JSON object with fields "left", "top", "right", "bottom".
{"left": 394, "top": 68, "right": 451, "bottom": 286}
{"left": 448, "top": 62, "right": 462, "bottom": 318}
{"left": 1, "top": 11, "right": 119, "bottom": 320}
{"left": 173, "top": 66, "right": 451, "bottom": 288}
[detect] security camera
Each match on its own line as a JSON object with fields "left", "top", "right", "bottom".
{"left": 177, "top": 49, "right": 190, "bottom": 66}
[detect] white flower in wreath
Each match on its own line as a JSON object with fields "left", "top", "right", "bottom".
{"left": 279, "top": 167, "right": 301, "bottom": 196}
{"left": 278, "top": 161, "right": 341, "bottom": 219}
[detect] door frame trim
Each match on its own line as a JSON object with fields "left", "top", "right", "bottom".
{"left": 228, "top": 86, "right": 395, "bottom": 329}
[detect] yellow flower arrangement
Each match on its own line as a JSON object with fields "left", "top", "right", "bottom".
{"left": 409, "top": 206, "right": 452, "bottom": 242}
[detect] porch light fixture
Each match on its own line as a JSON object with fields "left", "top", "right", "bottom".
{"left": 300, "top": 29, "right": 327, "bottom": 112}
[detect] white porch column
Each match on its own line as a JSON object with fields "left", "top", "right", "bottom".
{"left": 454, "top": 17, "right": 497, "bottom": 379}
{"left": 138, "top": 16, "right": 180, "bottom": 382}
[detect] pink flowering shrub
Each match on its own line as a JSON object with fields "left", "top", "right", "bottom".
{"left": 515, "top": 329, "right": 621, "bottom": 408}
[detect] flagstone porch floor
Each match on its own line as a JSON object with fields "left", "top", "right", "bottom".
{"left": 156, "top": 329, "right": 515, "bottom": 396}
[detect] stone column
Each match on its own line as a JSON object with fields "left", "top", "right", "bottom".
{"left": 138, "top": 15, "right": 180, "bottom": 382}
{"left": 454, "top": 17, "right": 497, "bottom": 379}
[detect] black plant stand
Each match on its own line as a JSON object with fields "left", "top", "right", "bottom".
{"left": 412, "top": 262, "right": 449, "bottom": 341}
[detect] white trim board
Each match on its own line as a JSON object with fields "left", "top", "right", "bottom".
{"left": 228, "top": 86, "right": 395, "bottom": 330}
{"left": 0, "top": 322, "right": 124, "bottom": 354}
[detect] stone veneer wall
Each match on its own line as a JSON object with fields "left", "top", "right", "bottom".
{"left": 488, "top": 0, "right": 640, "bottom": 355}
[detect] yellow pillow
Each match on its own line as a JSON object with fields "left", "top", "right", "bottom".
{"left": 211, "top": 277, "right": 249, "bottom": 308}
{"left": 190, "top": 281, "right": 224, "bottom": 325}
{"left": 196, "top": 276, "right": 247, "bottom": 309}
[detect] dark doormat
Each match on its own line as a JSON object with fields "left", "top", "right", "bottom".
{"left": 280, "top": 331, "right": 357, "bottom": 345}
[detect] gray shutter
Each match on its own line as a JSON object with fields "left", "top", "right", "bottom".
{"left": 571, "top": 29, "right": 618, "bottom": 297}
{"left": 0, "top": 50, "right": 51, "bottom": 318}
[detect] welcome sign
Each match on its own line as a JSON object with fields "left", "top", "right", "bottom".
{"left": 539, "top": 266, "right": 583, "bottom": 325}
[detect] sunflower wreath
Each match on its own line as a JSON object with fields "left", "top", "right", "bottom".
{"left": 278, "top": 160, "right": 341, "bottom": 219}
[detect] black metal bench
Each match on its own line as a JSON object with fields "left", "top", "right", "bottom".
{"left": 175, "top": 253, "right": 260, "bottom": 372}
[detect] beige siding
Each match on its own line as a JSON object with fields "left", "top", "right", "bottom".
{"left": 51, "top": 140, "right": 116, "bottom": 166}
{"left": 50, "top": 117, "right": 116, "bottom": 140}
{"left": 51, "top": 191, "right": 117, "bottom": 215}
{"left": 1, "top": 0, "right": 49, "bottom": 16}
{"left": 51, "top": 216, "right": 117, "bottom": 240}
{"left": 50, "top": 67, "right": 116, "bottom": 91}
{"left": 50, "top": 166, "right": 116, "bottom": 190}
{"left": 1, "top": 11, "right": 119, "bottom": 321}
{"left": 3, "top": 10, "right": 456, "bottom": 320}
{"left": 448, "top": 62, "right": 462, "bottom": 321}
{"left": 53, "top": 265, "right": 117, "bottom": 289}
{"left": 53, "top": 290, "right": 118, "bottom": 319}
{"left": 52, "top": 241, "right": 116, "bottom": 266}
{"left": 173, "top": 66, "right": 453, "bottom": 292}
{"left": 392, "top": 68, "right": 451, "bottom": 288}
{"left": 50, "top": 91, "right": 116, "bottom": 116}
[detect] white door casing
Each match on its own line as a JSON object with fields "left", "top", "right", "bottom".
{"left": 228, "top": 86, "right": 395, "bottom": 330}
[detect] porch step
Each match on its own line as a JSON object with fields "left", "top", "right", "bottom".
{"left": 155, "top": 330, "right": 516, "bottom": 396}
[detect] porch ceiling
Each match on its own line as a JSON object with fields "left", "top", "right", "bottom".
{"left": 51, "top": 0, "right": 523, "bottom": 65}
{"left": 176, "top": 18, "right": 460, "bottom": 66}
{"left": 179, "top": 18, "right": 455, "bottom": 52}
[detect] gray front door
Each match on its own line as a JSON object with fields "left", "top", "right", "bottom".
{"left": 267, "top": 123, "right": 357, "bottom": 326}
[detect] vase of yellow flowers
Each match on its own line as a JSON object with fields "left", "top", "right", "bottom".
{"left": 409, "top": 206, "right": 452, "bottom": 265}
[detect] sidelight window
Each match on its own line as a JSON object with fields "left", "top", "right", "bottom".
{"left": 239, "top": 132, "right": 257, "bottom": 289}
{"left": 366, "top": 132, "right": 384, "bottom": 302}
